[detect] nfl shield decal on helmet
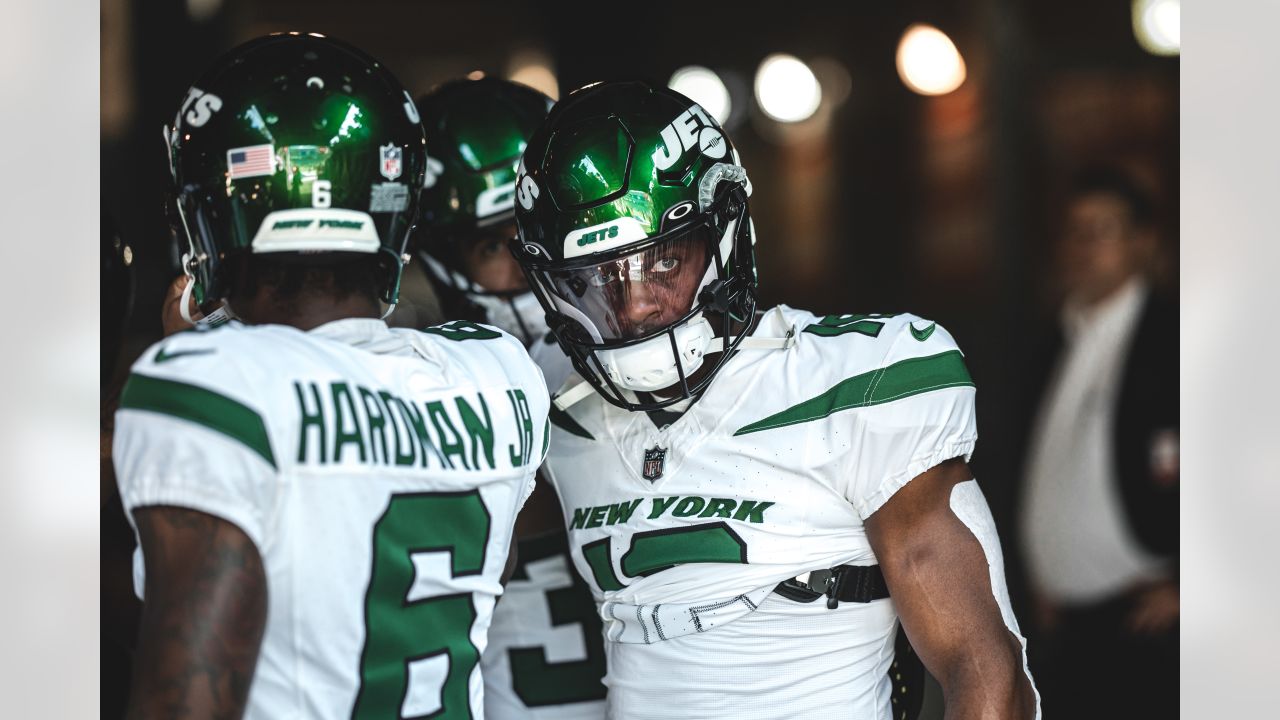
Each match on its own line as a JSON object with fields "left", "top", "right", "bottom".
{"left": 379, "top": 143, "right": 403, "bottom": 181}
{"left": 642, "top": 446, "right": 667, "bottom": 482}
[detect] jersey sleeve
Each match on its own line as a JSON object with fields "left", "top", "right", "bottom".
{"left": 113, "top": 335, "right": 280, "bottom": 553}
{"left": 842, "top": 315, "right": 978, "bottom": 519}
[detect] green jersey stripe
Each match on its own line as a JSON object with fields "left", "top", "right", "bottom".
{"left": 120, "top": 372, "right": 278, "bottom": 469}
{"left": 733, "top": 350, "right": 973, "bottom": 436}
{"left": 549, "top": 403, "right": 595, "bottom": 440}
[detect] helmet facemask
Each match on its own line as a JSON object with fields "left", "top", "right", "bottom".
{"left": 519, "top": 182, "right": 756, "bottom": 411}
{"left": 418, "top": 218, "right": 549, "bottom": 345}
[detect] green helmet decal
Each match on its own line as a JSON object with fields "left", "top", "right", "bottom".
{"left": 168, "top": 33, "right": 426, "bottom": 307}
{"left": 511, "top": 81, "right": 758, "bottom": 412}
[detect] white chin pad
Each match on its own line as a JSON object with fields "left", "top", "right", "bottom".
{"left": 597, "top": 314, "right": 714, "bottom": 392}
{"left": 950, "top": 480, "right": 1042, "bottom": 718}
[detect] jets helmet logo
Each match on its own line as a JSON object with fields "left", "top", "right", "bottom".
{"left": 652, "top": 104, "right": 725, "bottom": 171}
{"left": 642, "top": 446, "right": 667, "bottom": 482}
{"left": 517, "top": 173, "right": 539, "bottom": 210}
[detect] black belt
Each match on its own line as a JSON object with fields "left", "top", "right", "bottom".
{"left": 774, "top": 564, "right": 890, "bottom": 609}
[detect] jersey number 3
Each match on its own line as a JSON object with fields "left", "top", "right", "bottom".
{"left": 353, "top": 491, "right": 490, "bottom": 719}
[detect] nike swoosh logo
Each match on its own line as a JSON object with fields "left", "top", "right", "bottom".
{"left": 154, "top": 346, "right": 215, "bottom": 363}
{"left": 909, "top": 322, "right": 936, "bottom": 342}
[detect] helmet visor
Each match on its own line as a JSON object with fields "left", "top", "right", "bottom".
{"left": 543, "top": 225, "right": 715, "bottom": 342}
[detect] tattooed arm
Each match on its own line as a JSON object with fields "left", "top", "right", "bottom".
{"left": 127, "top": 506, "right": 268, "bottom": 720}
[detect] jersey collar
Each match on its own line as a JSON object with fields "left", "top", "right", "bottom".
{"left": 307, "top": 317, "right": 394, "bottom": 348}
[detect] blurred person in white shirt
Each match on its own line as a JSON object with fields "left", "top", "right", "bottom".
{"left": 1017, "top": 167, "right": 1178, "bottom": 719}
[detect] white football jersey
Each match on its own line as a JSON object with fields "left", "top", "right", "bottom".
{"left": 543, "top": 306, "right": 979, "bottom": 720}
{"left": 528, "top": 330, "right": 576, "bottom": 396}
{"left": 480, "top": 529, "right": 608, "bottom": 719}
{"left": 480, "top": 332, "right": 608, "bottom": 720}
{"left": 114, "top": 318, "right": 550, "bottom": 720}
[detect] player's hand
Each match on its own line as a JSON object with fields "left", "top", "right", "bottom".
{"left": 1127, "top": 580, "right": 1178, "bottom": 636}
{"left": 162, "top": 274, "right": 201, "bottom": 337}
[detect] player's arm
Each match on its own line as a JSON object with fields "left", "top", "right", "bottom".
{"left": 127, "top": 505, "right": 268, "bottom": 720}
{"left": 502, "top": 535, "right": 520, "bottom": 586}
{"left": 866, "top": 458, "right": 1037, "bottom": 720}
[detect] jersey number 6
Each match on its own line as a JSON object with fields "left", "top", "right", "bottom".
{"left": 352, "top": 491, "right": 491, "bottom": 719}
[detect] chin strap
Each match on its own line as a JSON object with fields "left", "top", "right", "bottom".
{"left": 553, "top": 325, "right": 798, "bottom": 411}
{"left": 381, "top": 302, "right": 397, "bottom": 320}
{"left": 553, "top": 380, "right": 596, "bottom": 411}
{"left": 733, "top": 330, "right": 796, "bottom": 350}
{"left": 421, "top": 252, "right": 472, "bottom": 292}
{"left": 178, "top": 252, "right": 238, "bottom": 328}
{"left": 178, "top": 258, "right": 199, "bottom": 325}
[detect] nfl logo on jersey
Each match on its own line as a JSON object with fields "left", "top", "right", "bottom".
{"left": 642, "top": 446, "right": 667, "bottom": 481}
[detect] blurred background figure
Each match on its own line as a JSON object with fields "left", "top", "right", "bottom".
{"left": 1016, "top": 167, "right": 1178, "bottom": 719}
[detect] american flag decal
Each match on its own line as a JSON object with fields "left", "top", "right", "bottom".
{"left": 226, "top": 144, "right": 275, "bottom": 179}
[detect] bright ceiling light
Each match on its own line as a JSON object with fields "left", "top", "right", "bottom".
{"left": 754, "top": 54, "right": 822, "bottom": 123}
{"left": 508, "top": 50, "right": 559, "bottom": 100}
{"left": 896, "top": 24, "right": 967, "bottom": 96}
{"left": 669, "top": 66, "right": 732, "bottom": 125}
{"left": 1133, "top": 0, "right": 1180, "bottom": 56}
{"left": 186, "top": 0, "right": 222, "bottom": 22}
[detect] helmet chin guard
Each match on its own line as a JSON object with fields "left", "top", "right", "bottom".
{"left": 597, "top": 314, "right": 714, "bottom": 392}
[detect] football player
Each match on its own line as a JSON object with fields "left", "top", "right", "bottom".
{"left": 511, "top": 81, "right": 1040, "bottom": 719}
{"left": 414, "top": 77, "right": 607, "bottom": 719}
{"left": 115, "top": 34, "right": 550, "bottom": 719}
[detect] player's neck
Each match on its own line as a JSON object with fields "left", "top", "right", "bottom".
{"left": 232, "top": 287, "right": 382, "bottom": 331}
